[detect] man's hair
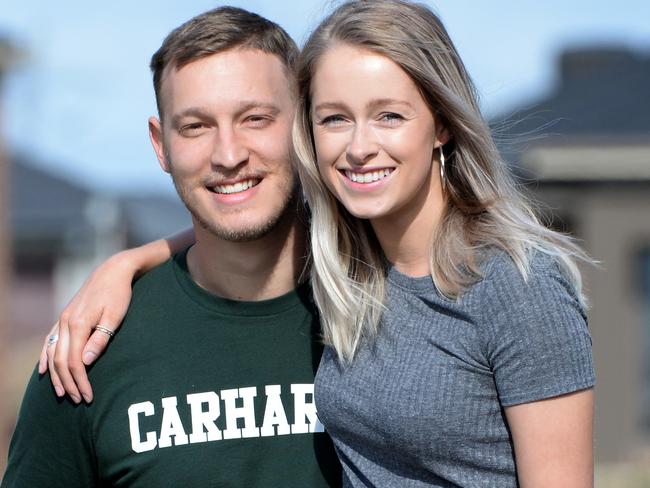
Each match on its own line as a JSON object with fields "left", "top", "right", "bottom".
{"left": 150, "top": 6, "right": 299, "bottom": 116}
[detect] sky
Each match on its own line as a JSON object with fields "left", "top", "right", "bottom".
{"left": 1, "top": 0, "right": 649, "bottom": 195}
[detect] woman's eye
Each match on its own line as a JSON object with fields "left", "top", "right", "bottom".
{"left": 379, "top": 112, "right": 404, "bottom": 123}
{"left": 320, "top": 115, "right": 347, "bottom": 126}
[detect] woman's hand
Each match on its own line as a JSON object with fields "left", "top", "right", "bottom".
{"left": 39, "top": 251, "right": 138, "bottom": 403}
{"left": 38, "top": 227, "right": 195, "bottom": 404}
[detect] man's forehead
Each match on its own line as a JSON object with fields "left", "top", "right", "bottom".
{"left": 162, "top": 47, "right": 289, "bottom": 87}
{"left": 158, "top": 48, "right": 295, "bottom": 117}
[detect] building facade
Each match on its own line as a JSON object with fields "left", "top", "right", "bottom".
{"left": 494, "top": 46, "right": 650, "bottom": 465}
{"left": 0, "top": 36, "right": 17, "bottom": 476}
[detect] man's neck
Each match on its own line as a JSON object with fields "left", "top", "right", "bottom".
{"left": 185, "top": 213, "right": 308, "bottom": 302}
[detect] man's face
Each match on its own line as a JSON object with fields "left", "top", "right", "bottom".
{"left": 149, "top": 48, "right": 298, "bottom": 242}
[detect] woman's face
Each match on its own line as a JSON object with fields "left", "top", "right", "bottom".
{"left": 310, "top": 43, "right": 448, "bottom": 224}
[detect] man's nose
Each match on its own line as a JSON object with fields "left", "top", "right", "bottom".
{"left": 210, "top": 128, "right": 249, "bottom": 169}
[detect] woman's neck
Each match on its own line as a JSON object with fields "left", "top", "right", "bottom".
{"left": 371, "top": 178, "right": 445, "bottom": 278}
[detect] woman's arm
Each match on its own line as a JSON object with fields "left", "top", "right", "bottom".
{"left": 505, "top": 388, "right": 594, "bottom": 487}
{"left": 39, "top": 228, "right": 194, "bottom": 404}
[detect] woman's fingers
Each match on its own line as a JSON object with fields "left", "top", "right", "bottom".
{"left": 46, "top": 322, "right": 65, "bottom": 397}
{"left": 67, "top": 313, "right": 100, "bottom": 403}
{"left": 82, "top": 325, "right": 114, "bottom": 366}
{"left": 67, "top": 309, "right": 120, "bottom": 402}
{"left": 52, "top": 320, "right": 82, "bottom": 404}
{"left": 38, "top": 323, "right": 58, "bottom": 374}
{"left": 41, "top": 251, "right": 137, "bottom": 403}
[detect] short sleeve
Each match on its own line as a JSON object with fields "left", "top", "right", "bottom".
{"left": 1, "top": 368, "right": 97, "bottom": 487}
{"left": 480, "top": 254, "right": 595, "bottom": 407}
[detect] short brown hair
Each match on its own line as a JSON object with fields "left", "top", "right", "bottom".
{"left": 150, "top": 6, "right": 299, "bottom": 116}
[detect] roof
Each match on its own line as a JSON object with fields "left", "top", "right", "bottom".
{"left": 120, "top": 194, "right": 190, "bottom": 246}
{"left": 491, "top": 46, "right": 650, "bottom": 174}
{"left": 521, "top": 141, "right": 650, "bottom": 182}
{"left": 10, "top": 154, "right": 92, "bottom": 247}
{"left": 10, "top": 155, "right": 189, "bottom": 254}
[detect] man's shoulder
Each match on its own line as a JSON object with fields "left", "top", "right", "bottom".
{"left": 2, "top": 366, "right": 97, "bottom": 487}
{"left": 129, "top": 251, "right": 185, "bottom": 302}
{"left": 133, "top": 253, "right": 179, "bottom": 288}
{"left": 91, "top": 252, "right": 185, "bottom": 358}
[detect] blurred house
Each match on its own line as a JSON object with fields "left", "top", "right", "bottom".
{"left": 0, "top": 36, "right": 18, "bottom": 475}
{"left": 493, "top": 46, "right": 650, "bottom": 464}
{"left": 9, "top": 154, "right": 191, "bottom": 340}
{"left": 0, "top": 36, "right": 18, "bottom": 358}
{"left": 2, "top": 154, "right": 189, "bottom": 473}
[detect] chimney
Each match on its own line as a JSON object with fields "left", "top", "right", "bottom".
{"left": 559, "top": 46, "right": 642, "bottom": 90}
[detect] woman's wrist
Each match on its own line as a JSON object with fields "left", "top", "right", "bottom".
{"left": 108, "top": 229, "right": 193, "bottom": 280}
{"left": 111, "top": 244, "right": 161, "bottom": 279}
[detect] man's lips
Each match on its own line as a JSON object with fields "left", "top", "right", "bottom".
{"left": 206, "top": 177, "right": 261, "bottom": 195}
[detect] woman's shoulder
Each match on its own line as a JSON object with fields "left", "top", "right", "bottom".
{"left": 480, "top": 248, "right": 569, "bottom": 289}
{"left": 469, "top": 250, "right": 594, "bottom": 404}
{"left": 471, "top": 248, "right": 582, "bottom": 316}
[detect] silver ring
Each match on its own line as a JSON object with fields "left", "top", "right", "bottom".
{"left": 94, "top": 325, "right": 115, "bottom": 338}
{"left": 47, "top": 334, "right": 59, "bottom": 347}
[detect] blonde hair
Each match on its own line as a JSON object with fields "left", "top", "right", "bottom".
{"left": 293, "top": 0, "right": 590, "bottom": 363}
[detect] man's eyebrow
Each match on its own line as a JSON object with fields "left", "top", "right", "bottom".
{"left": 170, "top": 108, "right": 211, "bottom": 127}
{"left": 233, "top": 101, "right": 281, "bottom": 116}
{"left": 170, "top": 102, "right": 281, "bottom": 127}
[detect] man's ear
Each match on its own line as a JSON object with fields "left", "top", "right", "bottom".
{"left": 149, "top": 116, "right": 170, "bottom": 173}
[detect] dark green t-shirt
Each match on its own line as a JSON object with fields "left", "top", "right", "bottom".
{"left": 3, "top": 250, "right": 341, "bottom": 487}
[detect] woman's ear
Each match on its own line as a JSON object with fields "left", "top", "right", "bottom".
{"left": 434, "top": 118, "right": 451, "bottom": 149}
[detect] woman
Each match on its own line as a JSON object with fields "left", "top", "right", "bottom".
{"left": 42, "top": 1, "right": 595, "bottom": 485}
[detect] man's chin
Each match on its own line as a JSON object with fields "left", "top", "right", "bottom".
{"left": 206, "top": 224, "right": 277, "bottom": 243}
{"left": 178, "top": 177, "right": 300, "bottom": 243}
{"left": 192, "top": 213, "right": 289, "bottom": 243}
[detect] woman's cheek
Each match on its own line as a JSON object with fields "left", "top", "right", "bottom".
{"left": 315, "top": 135, "right": 340, "bottom": 170}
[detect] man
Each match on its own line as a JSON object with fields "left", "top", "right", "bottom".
{"left": 2, "top": 7, "right": 340, "bottom": 487}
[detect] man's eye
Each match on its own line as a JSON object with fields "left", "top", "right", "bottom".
{"left": 179, "top": 123, "right": 206, "bottom": 136}
{"left": 245, "top": 115, "right": 273, "bottom": 127}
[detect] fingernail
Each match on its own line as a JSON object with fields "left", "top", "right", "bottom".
{"left": 82, "top": 393, "right": 93, "bottom": 403}
{"left": 55, "top": 386, "right": 64, "bottom": 397}
{"left": 71, "top": 394, "right": 81, "bottom": 404}
{"left": 83, "top": 352, "right": 96, "bottom": 365}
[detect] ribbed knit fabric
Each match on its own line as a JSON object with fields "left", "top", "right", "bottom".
{"left": 315, "top": 251, "right": 595, "bottom": 487}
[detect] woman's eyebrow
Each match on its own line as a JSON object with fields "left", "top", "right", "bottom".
{"left": 313, "top": 98, "right": 414, "bottom": 112}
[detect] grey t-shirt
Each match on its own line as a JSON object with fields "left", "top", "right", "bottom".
{"left": 315, "top": 252, "right": 595, "bottom": 487}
